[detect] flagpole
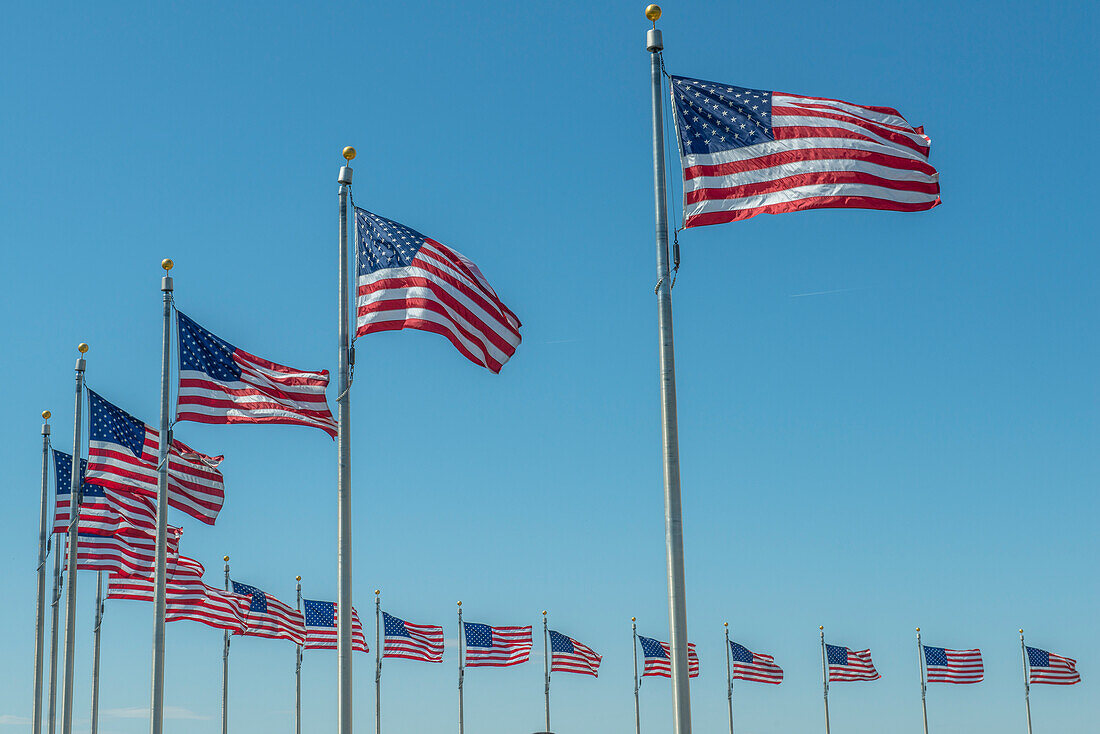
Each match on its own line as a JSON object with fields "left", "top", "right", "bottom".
{"left": 1020, "top": 630, "right": 1032, "bottom": 734}
{"left": 631, "top": 618, "right": 640, "bottom": 734}
{"left": 48, "top": 529, "right": 62, "bottom": 734}
{"left": 222, "top": 556, "right": 230, "bottom": 734}
{"left": 336, "top": 146, "right": 355, "bottom": 734}
{"left": 819, "top": 627, "right": 830, "bottom": 734}
{"left": 542, "top": 611, "right": 550, "bottom": 733}
{"left": 60, "top": 342, "right": 88, "bottom": 734}
{"left": 457, "top": 602, "right": 464, "bottom": 734}
{"left": 645, "top": 8, "right": 692, "bottom": 731}
{"left": 295, "top": 576, "right": 302, "bottom": 734}
{"left": 149, "top": 259, "right": 174, "bottom": 734}
{"left": 375, "top": 589, "right": 381, "bottom": 734}
{"left": 916, "top": 628, "right": 928, "bottom": 734}
{"left": 32, "top": 411, "right": 51, "bottom": 734}
{"left": 724, "top": 624, "right": 733, "bottom": 734}
{"left": 90, "top": 572, "right": 104, "bottom": 734}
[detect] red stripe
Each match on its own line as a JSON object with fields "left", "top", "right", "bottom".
{"left": 176, "top": 409, "right": 337, "bottom": 437}
{"left": 778, "top": 92, "right": 904, "bottom": 118}
{"left": 179, "top": 377, "right": 331, "bottom": 405}
{"left": 685, "top": 194, "right": 941, "bottom": 226}
{"left": 358, "top": 312, "right": 505, "bottom": 373}
{"left": 684, "top": 146, "right": 937, "bottom": 181}
{"left": 687, "top": 170, "right": 940, "bottom": 206}
{"left": 773, "top": 105, "right": 928, "bottom": 153}
{"left": 775, "top": 124, "right": 927, "bottom": 156}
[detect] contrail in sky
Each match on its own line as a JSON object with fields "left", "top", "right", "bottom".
{"left": 788, "top": 286, "right": 871, "bottom": 298}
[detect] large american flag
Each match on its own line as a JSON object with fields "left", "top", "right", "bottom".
{"left": 639, "top": 636, "right": 700, "bottom": 678}
{"left": 65, "top": 526, "right": 181, "bottom": 578}
{"left": 231, "top": 581, "right": 305, "bottom": 644}
{"left": 462, "top": 622, "right": 532, "bottom": 667}
{"left": 302, "top": 599, "right": 369, "bottom": 652}
{"left": 52, "top": 450, "right": 117, "bottom": 536}
{"left": 549, "top": 630, "right": 602, "bottom": 677}
{"left": 826, "top": 644, "right": 880, "bottom": 682}
{"left": 85, "top": 390, "right": 225, "bottom": 525}
{"left": 176, "top": 312, "right": 337, "bottom": 437}
{"left": 923, "top": 646, "right": 983, "bottom": 684}
{"left": 354, "top": 208, "right": 522, "bottom": 373}
{"left": 1027, "top": 647, "right": 1082, "bottom": 685}
{"left": 671, "top": 75, "right": 939, "bottom": 226}
{"left": 108, "top": 555, "right": 251, "bottom": 633}
{"left": 729, "top": 641, "right": 783, "bottom": 684}
{"left": 383, "top": 611, "right": 445, "bottom": 663}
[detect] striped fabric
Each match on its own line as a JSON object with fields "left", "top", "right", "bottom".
{"left": 231, "top": 581, "right": 306, "bottom": 644}
{"left": 66, "top": 526, "right": 181, "bottom": 578}
{"left": 729, "top": 641, "right": 783, "bottom": 684}
{"left": 639, "top": 636, "right": 700, "bottom": 678}
{"left": 924, "top": 646, "right": 984, "bottom": 684}
{"left": 826, "top": 644, "right": 880, "bottom": 682}
{"left": 549, "top": 630, "right": 602, "bottom": 676}
{"left": 671, "top": 75, "right": 939, "bottom": 226}
{"left": 1027, "top": 647, "right": 1082, "bottom": 685}
{"left": 383, "top": 611, "right": 445, "bottom": 663}
{"left": 463, "top": 622, "right": 532, "bottom": 667}
{"left": 302, "top": 599, "right": 369, "bottom": 652}
{"left": 52, "top": 450, "right": 118, "bottom": 536}
{"left": 108, "top": 555, "right": 251, "bottom": 632}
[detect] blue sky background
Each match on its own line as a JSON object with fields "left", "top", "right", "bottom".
{"left": 2, "top": 1, "right": 1097, "bottom": 732}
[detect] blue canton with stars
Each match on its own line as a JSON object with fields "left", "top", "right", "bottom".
{"left": 88, "top": 390, "right": 146, "bottom": 458}
{"left": 177, "top": 312, "right": 242, "bottom": 381}
{"left": 549, "top": 630, "right": 574, "bottom": 654}
{"left": 923, "top": 646, "right": 948, "bottom": 666}
{"left": 383, "top": 611, "right": 410, "bottom": 638}
{"left": 463, "top": 622, "right": 494, "bottom": 648}
{"left": 231, "top": 581, "right": 268, "bottom": 613}
{"left": 638, "top": 636, "right": 668, "bottom": 660}
{"left": 671, "top": 75, "right": 774, "bottom": 156}
{"left": 52, "top": 450, "right": 96, "bottom": 497}
{"left": 729, "top": 642, "right": 754, "bottom": 664}
{"left": 355, "top": 207, "right": 429, "bottom": 276}
{"left": 826, "top": 644, "right": 849, "bottom": 665}
{"left": 303, "top": 599, "right": 336, "bottom": 628}
{"left": 1026, "top": 647, "right": 1050, "bottom": 667}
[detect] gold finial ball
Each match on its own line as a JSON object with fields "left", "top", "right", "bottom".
{"left": 819, "top": 625, "right": 824, "bottom": 630}
{"left": 457, "top": 600, "right": 462, "bottom": 606}
{"left": 645, "top": 4, "right": 662, "bottom": 21}
{"left": 631, "top": 616, "right": 636, "bottom": 622}
{"left": 375, "top": 589, "right": 380, "bottom": 595}
{"left": 161, "top": 258, "right": 174, "bottom": 272}
{"left": 724, "top": 622, "right": 729, "bottom": 627}
{"left": 296, "top": 575, "right": 301, "bottom": 581}
{"left": 78, "top": 343, "right": 89, "bottom": 354}
{"left": 42, "top": 410, "right": 51, "bottom": 420}
{"left": 343, "top": 146, "right": 357, "bottom": 161}
{"left": 542, "top": 610, "right": 547, "bottom": 615}
{"left": 223, "top": 555, "right": 230, "bottom": 562}
{"left": 1020, "top": 629, "right": 1024, "bottom": 634}
{"left": 916, "top": 627, "right": 920, "bottom": 632}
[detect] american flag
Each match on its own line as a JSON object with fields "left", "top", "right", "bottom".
{"left": 231, "top": 580, "right": 305, "bottom": 644}
{"left": 729, "top": 641, "right": 783, "bottom": 684}
{"left": 354, "top": 208, "right": 522, "bottom": 373}
{"left": 108, "top": 555, "right": 251, "bottom": 632}
{"left": 176, "top": 312, "right": 337, "bottom": 437}
{"left": 302, "top": 599, "right": 369, "bottom": 652}
{"left": 462, "top": 622, "right": 532, "bottom": 667}
{"left": 52, "top": 450, "right": 118, "bottom": 536}
{"left": 826, "top": 644, "right": 880, "bottom": 681}
{"left": 65, "top": 525, "right": 181, "bottom": 578}
{"left": 638, "top": 636, "right": 700, "bottom": 678}
{"left": 549, "top": 630, "right": 602, "bottom": 677}
{"left": 923, "top": 646, "right": 983, "bottom": 684}
{"left": 85, "top": 390, "right": 225, "bottom": 525}
{"left": 1027, "top": 647, "right": 1082, "bottom": 685}
{"left": 383, "top": 611, "right": 445, "bottom": 663}
{"left": 670, "top": 75, "right": 940, "bottom": 226}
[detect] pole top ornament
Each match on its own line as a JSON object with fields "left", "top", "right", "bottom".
{"left": 645, "top": 4, "right": 661, "bottom": 22}
{"left": 457, "top": 600, "right": 462, "bottom": 607}
{"left": 724, "top": 622, "right": 728, "bottom": 628}
{"left": 42, "top": 410, "right": 51, "bottom": 420}
{"left": 631, "top": 616, "right": 636, "bottom": 622}
{"left": 223, "top": 555, "right": 230, "bottom": 562}
{"left": 375, "top": 589, "right": 380, "bottom": 595}
{"left": 1020, "top": 629, "right": 1025, "bottom": 634}
{"left": 916, "top": 627, "right": 920, "bottom": 632}
{"left": 161, "top": 258, "right": 174, "bottom": 272}
{"left": 343, "top": 146, "right": 357, "bottom": 161}
{"left": 78, "top": 343, "right": 89, "bottom": 354}
{"left": 296, "top": 575, "right": 301, "bottom": 581}
{"left": 819, "top": 625, "right": 824, "bottom": 630}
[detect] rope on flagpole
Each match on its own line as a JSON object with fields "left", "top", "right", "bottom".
{"left": 659, "top": 52, "right": 682, "bottom": 288}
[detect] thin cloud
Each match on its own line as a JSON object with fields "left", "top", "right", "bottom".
{"left": 104, "top": 707, "right": 210, "bottom": 721}
{"left": 788, "top": 286, "right": 872, "bottom": 298}
{"left": 0, "top": 715, "right": 31, "bottom": 726}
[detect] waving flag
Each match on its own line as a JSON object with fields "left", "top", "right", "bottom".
{"left": 66, "top": 526, "right": 181, "bottom": 578}
{"left": 231, "top": 581, "right": 305, "bottom": 644}
{"left": 175, "top": 312, "right": 337, "bottom": 437}
{"left": 302, "top": 599, "right": 368, "bottom": 652}
{"left": 355, "top": 208, "right": 522, "bottom": 373}
{"left": 1027, "top": 647, "right": 1082, "bottom": 685}
{"left": 826, "top": 644, "right": 880, "bottom": 681}
{"left": 729, "top": 641, "right": 783, "bottom": 684}
{"left": 383, "top": 611, "right": 445, "bottom": 662}
{"left": 462, "top": 622, "right": 532, "bottom": 667}
{"left": 109, "top": 555, "right": 250, "bottom": 632}
{"left": 85, "top": 390, "right": 225, "bottom": 525}
{"left": 639, "top": 636, "right": 700, "bottom": 678}
{"left": 549, "top": 630, "right": 602, "bottom": 677}
{"left": 52, "top": 450, "right": 118, "bottom": 536}
{"left": 670, "top": 75, "right": 939, "bottom": 226}
{"left": 924, "top": 646, "right": 983, "bottom": 684}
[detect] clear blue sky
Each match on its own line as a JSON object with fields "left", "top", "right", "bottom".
{"left": 2, "top": 1, "right": 1097, "bottom": 732}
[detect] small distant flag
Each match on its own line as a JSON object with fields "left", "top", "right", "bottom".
{"left": 1027, "top": 647, "right": 1082, "bottom": 685}
{"left": 175, "top": 312, "right": 337, "bottom": 437}
{"left": 85, "top": 390, "right": 225, "bottom": 525}
{"left": 729, "top": 641, "right": 783, "bottom": 684}
{"left": 826, "top": 644, "right": 880, "bottom": 682}
{"left": 231, "top": 581, "right": 305, "bottom": 644}
{"left": 549, "top": 630, "right": 602, "bottom": 677}
{"left": 52, "top": 449, "right": 118, "bottom": 536}
{"left": 109, "top": 555, "right": 251, "bottom": 632}
{"left": 639, "top": 636, "right": 700, "bottom": 678}
{"left": 462, "top": 622, "right": 532, "bottom": 667}
{"left": 302, "top": 599, "right": 369, "bottom": 652}
{"left": 354, "top": 208, "right": 522, "bottom": 373}
{"left": 923, "top": 646, "right": 983, "bottom": 684}
{"left": 383, "top": 611, "right": 445, "bottom": 663}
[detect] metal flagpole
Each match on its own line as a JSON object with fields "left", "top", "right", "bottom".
{"left": 1020, "top": 630, "right": 1033, "bottom": 734}
{"left": 542, "top": 611, "right": 550, "bottom": 733}
{"left": 32, "top": 410, "right": 51, "bottom": 734}
{"left": 645, "top": 8, "right": 691, "bottom": 732}
{"left": 90, "top": 572, "right": 104, "bottom": 734}
{"left": 819, "top": 627, "right": 830, "bottom": 734}
{"left": 916, "top": 628, "right": 928, "bottom": 734}
{"left": 295, "top": 577, "right": 302, "bottom": 734}
{"left": 149, "top": 259, "right": 173, "bottom": 734}
{"left": 337, "top": 146, "right": 355, "bottom": 734}
{"left": 60, "top": 342, "right": 88, "bottom": 734}
{"left": 375, "top": 589, "right": 381, "bottom": 734}
{"left": 48, "top": 528, "right": 62, "bottom": 734}
{"left": 457, "top": 602, "right": 464, "bottom": 734}
{"left": 724, "top": 624, "right": 733, "bottom": 734}
{"left": 631, "top": 618, "right": 640, "bottom": 734}
{"left": 222, "top": 556, "right": 230, "bottom": 734}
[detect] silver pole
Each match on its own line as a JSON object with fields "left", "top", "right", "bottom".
{"left": 32, "top": 412, "right": 51, "bottom": 734}
{"left": 916, "top": 629, "right": 928, "bottom": 734}
{"left": 457, "top": 602, "right": 464, "bottom": 734}
{"left": 48, "top": 530, "right": 62, "bottom": 734}
{"left": 60, "top": 343, "right": 87, "bottom": 734}
{"left": 724, "top": 624, "right": 733, "bottom": 734}
{"left": 295, "top": 577, "right": 302, "bottom": 734}
{"left": 542, "top": 611, "right": 550, "bottom": 733}
{"left": 222, "top": 557, "right": 230, "bottom": 734}
{"left": 337, "top": 149, "right": 355, "bottom": 734}
{"left": 375, "top": 589, "right": 381, "bottom": 734}
{"left": 90, "top": 572, "right": 104, "bottom": 734}
{"left": 631, "top": 618, "right": 640, "bottom": 734}
{"left": 1020, "top": 630, "right": 1032, "bottom": 734}
{"left": 645, "top": 15, "right": 691, "bottom": 734}
{"left": 819, "top": 627, "right": 830, "bottom": 734}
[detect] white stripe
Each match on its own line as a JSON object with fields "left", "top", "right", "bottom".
{"left": 774, "top": 94, "right": 915, "bottom": 129}
{"left": 685, "top": 157, "right": 938, "bottom": 193}
{"left": 687, "top": 182, "right": 938, "bottom": 217}
{"left": 357, "top": 298, "right": 507, "bottom": 366}
{"left": 682, "top": 136, "right": 930, "bottom": 170}
{"left": 773, "top": 113, "right": 927, "bottom": 152}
